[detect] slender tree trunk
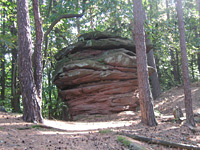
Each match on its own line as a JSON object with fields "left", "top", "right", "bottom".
{"left": 191, "top": 54, "right": 195, "bottom": 80}
{"left": 176, "top": 0, "right": 195, "bottom": 126}
{"left": 1, "top": 2, "right": 6, "bottom": 103}
{"left": 170, "top": 48, "right": 180, "bottom": 83}
{"left": 47, "top": 0, "right": 53, "bottom": 18}
{"left": 147, "top": 50, "right": 161, "bottom": 99}
{"left": 198, "top": 53, "right": 200, "bottom": 75}
{"left": 33, "top": 0, "right": 44, "bottom": 121}
{"left": 11, "top": 59, "right": 21, "bottom": 112}
{"left": 0, "top": 56, "right": 5, "bottom": 103}
{"left": 48, "top": 69, "right": 52, "bottom": 119}
{"left": 166, "top": 0, "right": 180, "bottom": 84}
{"left": 11, "top": 32, "right": 21, "bottom": 112}
{"left": 89, "top": 7, "right": 94, "bottom": 29}
{"left": 175, "top": 47, "right": 181, "bottom": 82}
{"left": 76, "top": 0, "right": 81, "bottom": 34}
{"left": 147, "top": 0, "right": 161, "bottom": 99}
{"left": 198, "top": 0, "right": 200, "bottom": 76}
{"left": 33, "top": 0, "right": 43, "bottom": 100}
{"left": 17, "top": 0, "right": 43, "bottom": 123}
{"left": 166, "top": 0, "right": 170, "bottom": 20}
{"left": 133, "top": 0, "right": 157, "bottom": 126}
{"left": 10, "top": 2, "right": 21, "bottom": 112}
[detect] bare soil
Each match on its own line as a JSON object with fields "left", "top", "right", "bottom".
{"left": 0, "top": 82, "right": 200, "bottom": 150}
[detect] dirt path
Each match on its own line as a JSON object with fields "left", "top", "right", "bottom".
{"left": 0, "top": 82, "right": 200, "bottom": 150}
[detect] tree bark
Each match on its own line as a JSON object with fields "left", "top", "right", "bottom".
{"left": 166, "top": 0, "right": 180, "bottom": 84}
{"left": 0, "top": 2, "right": 6, "bottom": 103}
{"left": 17, "top": 0, "right": 43, "bottom": 123}
{"left": 47, "top": 68, "right": 52, "bottom": 119}
{"left": 10, "top": 26, "right": 21, "bottom": 112}
{"left": 0, "top": 54, "right": 5, "bottom": 103}
{"left": 176, "top": 0, "right": 195, "bottom": 126}
{"left": 47, "top": 0, "right": 53, "bottom": 18}
{"left": 147, "top": 50, "right": 161, "bottom": 99}
{"left": 32, "top": 0, "right": 43, "bottom": 121}
{"left": 76, "top": 0, "right": 81, "bottom": 34}
{"left": 33, "top": 0, "right": 43, "bottom": 100}
{"left": 89, "top": 7, "right": 94, "bottom": 29}
{"left": 9, "top": 0, "right": 21, "bottom": 112}
{"left": 198, "top": 0, "right": 200, "bottom": 76}
{"left": 133, "top": 0, "right": 157, "bottom": 126}
{"left": 147, "top": 0, "right": 162, "bottom": 99}
{"left": 198, "top": 53, "right": 200, "bottom": 75}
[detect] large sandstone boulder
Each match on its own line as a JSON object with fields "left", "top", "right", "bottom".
{"left": 53, "top": 31, "right": 154, "bottom": 120}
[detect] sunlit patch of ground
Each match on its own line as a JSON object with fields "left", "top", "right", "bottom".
{"left": 42, "top": 119, "right": 136, "bottom": 131}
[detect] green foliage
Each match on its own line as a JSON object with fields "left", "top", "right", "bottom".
{"left": 99, "top": 129, "right": 113, "bottom": 134}
{"left": 117, "top": 136, "right": 131, "bottom": 147}
{"left": 31, "top": 125, "right": 42, "bottom": 129}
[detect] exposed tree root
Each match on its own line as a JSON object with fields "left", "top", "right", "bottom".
{"left": 118, "top": 133, "right": 200, "bottom": 150}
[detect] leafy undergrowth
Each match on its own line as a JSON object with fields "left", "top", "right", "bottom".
{"left": 0, "top": 82, "right": 200, "bottom": 150}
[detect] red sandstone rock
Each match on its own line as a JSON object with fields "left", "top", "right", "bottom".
{"left": 53, "top": 31, "right": 154, "bottom": 120}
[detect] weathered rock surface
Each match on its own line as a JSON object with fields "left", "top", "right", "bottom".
{"left": 53, "top": 31, "right": 154, "bottom": 120}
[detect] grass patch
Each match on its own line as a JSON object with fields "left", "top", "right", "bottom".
{"left": 31, "top": 125, "right": 42, "bottom": 129}
{"left": 17, "top": 127, "right": 31, "bottom": 130}
{"left": 99, "top": 129, "right": 113, "bottom": 134}
{"left": 17, "top": 125, "right": 42, "bottom": 130}
{"left": 117, "top": 135, "right": 131, "bottom": 147}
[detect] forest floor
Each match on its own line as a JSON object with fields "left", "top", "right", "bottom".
{"left": 0, "top": 82, "right": 200, "bottom": 150}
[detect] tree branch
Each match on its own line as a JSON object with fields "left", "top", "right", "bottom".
{"left": 43, "top": 0, "right": 86, "bottom": 68}
{"left": 119, "top": 133, "right": 200, "bottom": 150}
{"left": 44, "top": 0, "right": 86, "bottom": 39}
{"left": 44, "top": 13, "right": 84, "bottom": 39}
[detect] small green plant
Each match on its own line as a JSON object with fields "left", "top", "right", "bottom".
{"left": 17, "top": 127, "right": 31, "bottom": 130}
{"left": 31, "top": 125, "right": 42, "bottom": 129}
{"left": 99, "top": 129, "right": 113, "bottom": 134}
{"left": 117, "top": 136, "right": 131, "bottom": 147}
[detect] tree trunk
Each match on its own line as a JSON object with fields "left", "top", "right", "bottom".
{"left": 76, "top": 0, "right": 81, "bottom": 34}
{"left": 166, "top": 0, "right": 180, "bottom": 84}
{"left": 33, "top": 0, "right": 44, "bottom": 120}
{"left": 17, "top": 0, "right": 43, "bottom": 123}
{"left": 33, "top": 0, "right": 43, "bottom": 100}
{"left": 0, "top": 2, "right": 6, "bottom": 103}
{"left": 0, "top": 55, "right": 5, "bottom": 103}
{"left": 198, "top": 53, "right": 200, "bottom": 75}
{"left": 147, "top": 50, "right": 161, "bottom": 99}
{"left": 147, "top": 0, "right": 161, "bottom": 99}
{"left": 198, "top": 0, "right": 200, "bottom": 76}
{"left": 170, "top": 48, "right": 180, "bottom": 84}
{"left": 89, "top": 7, "right": 94, "bottom": 29}
{"left": 176, "top": 0, "right": 195, "bottom": 126}
{"left": 47, "top": 0, "right": 53, "bottom": 18}
{"left": 10, "top": 4, "right": 21, "bottom": 112}
{"left": 11, "top": 35, "right": 21, "bottom": 112}
{"left": 190, "top": 53, "right": 195, "bottom": 80}
{"left": 48, "top": 69, "right": 52, "bottom": 119}
{"left": 133, "top": 0, "right": 157, "bottom": 126}
{"left": 166, "top": 0, "right": 170, "bottom": 20}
